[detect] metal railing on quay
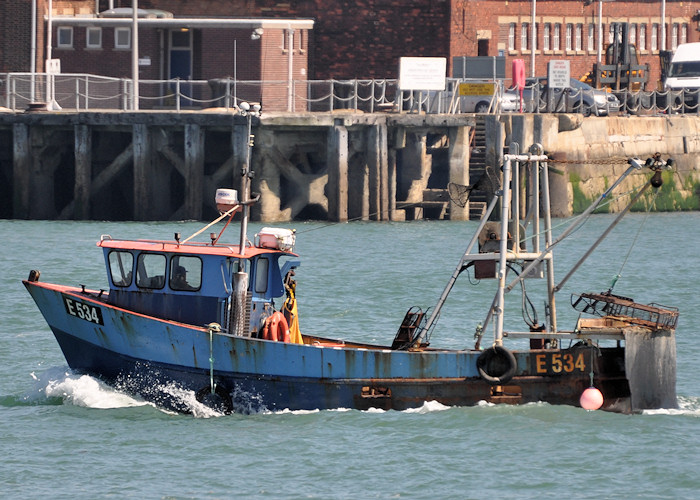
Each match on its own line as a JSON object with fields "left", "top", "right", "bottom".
{"left": 1, "top": 72, "right": 699, "bottom": 116}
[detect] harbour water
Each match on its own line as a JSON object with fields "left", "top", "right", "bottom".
{"left": 2, "top": 213, "right": 700, "bottom": 499}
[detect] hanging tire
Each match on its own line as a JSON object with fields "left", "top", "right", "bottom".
{"left": 477, "top": 345, "right": 517, "bottom": 385}
{"left": 196, "top": 384, "right": 233, "bottom": 414}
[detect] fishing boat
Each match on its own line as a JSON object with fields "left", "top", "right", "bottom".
{"left": 24, "top": 112, "right": 679, "bottom": 413}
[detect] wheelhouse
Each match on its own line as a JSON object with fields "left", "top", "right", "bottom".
{"left": 98, "top": 236, "right": 299, "bottom": 334}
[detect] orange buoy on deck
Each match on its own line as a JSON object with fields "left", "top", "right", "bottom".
{"left": 263, "top": 311, "right": 290, "bottom": 343}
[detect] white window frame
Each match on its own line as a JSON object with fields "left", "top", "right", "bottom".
{"left": 587, "top": 23, "right": 595, "bottom": 52}
{"left": 543, "top": 23, "right": 551, "bottom": 51}
{"left": 533, "top": 23, "right": 538, "bottom": 50}
{"left": 521, "top": 23, "right": 529, "bottom": 51}
{"left": 115, "top": 27, "right": 131, "bottom": 49}
{"left": 639, "top": 24, "right": 646, "bottom": 51}
{"left": 86, "top": 27, "right": 102, "bottom": 49}
{"left": 681, "top": 23, "right": 688, "bottom": 45}
{"left": 575, "top": 24, "right": 582, "bottom": 51}
{"left": 565, "top": 24, "right": 573, "bottom": 51}
{"left": 672, "top": 23, "right": 679, "bottom": 50}
{"left": 651, "top": 24, "right": 658, "bottom": 51}
{"left": 508, "top": 23, "right": 515, "bottom": 51}
{"left": 57, "top": 26, "right": 73, "bottom": 48}
{"left": 553, "top": 23, "right": 561, "bottom": 51}
{"left": 629, "top": 24, "right": 637, "bottom": 47}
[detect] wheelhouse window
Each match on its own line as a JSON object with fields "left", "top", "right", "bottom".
{"left": 115, "top": 27, "right": 131, "bottom": 49}
{"left": 108, "top": 251, "right": 133, "bottom": 287}
{"left": 136, "top": 253, "right": 166, "bottom": 289}
{"left": 254, "top": 257, "right": 269, "bottom": 293}
{"left": 86, "top": 27, "right": 102, "bottom": 49}
{"left": 170, "top": 255, "right": 202, "bottom": 291}
{"left": 57, "top": 27, "right": 73, "bottom": 48}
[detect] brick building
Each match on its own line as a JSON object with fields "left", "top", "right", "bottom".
{"left": 1, "top": 1, "right": 698, "bottom": 96}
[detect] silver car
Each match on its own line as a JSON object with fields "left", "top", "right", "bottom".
{"left": 509, "top": 78, "right": 620, "bottom": 116}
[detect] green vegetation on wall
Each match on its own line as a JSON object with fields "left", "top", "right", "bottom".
{"left": 630, "top": 171, "right": 700, "bottom": 212}
{"left": 570, "top": 171, "right": 700, "bottom": 214}
{"left": 570, "top": 172, "right": 609, "bottom": 214}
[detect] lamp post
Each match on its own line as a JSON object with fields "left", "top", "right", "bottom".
{"left": 132, "top": 0, "right": 139, "bottom": 110}
{"left": 531, "top": 0, "right": 536, "bottom": 77}
{"left": 661, "top": 0, "right": 666, "bottom": 51}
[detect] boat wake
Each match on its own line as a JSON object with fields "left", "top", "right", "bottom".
{"left": 28, "top": 367, "right": 150, "bottom": 409}
{"left": 17, "top": 368, "right": 227, "bottom": 417}
{"left": 642, "top": 396, "right": 700, "bottom": 417}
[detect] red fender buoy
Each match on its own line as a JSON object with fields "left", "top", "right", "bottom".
{"left": 264, "top": 311, "right": 290, "bottom": 343}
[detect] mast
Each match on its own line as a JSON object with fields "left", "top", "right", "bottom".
{"left": 231, "top": 102, "right": 260, "bottom": 337}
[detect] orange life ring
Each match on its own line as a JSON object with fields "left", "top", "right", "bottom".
{"left": 263, "top": 311, "right": 290, "bottom": 343}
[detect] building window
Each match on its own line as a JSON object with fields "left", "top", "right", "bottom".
{"left": 651, "top": 24, "right": 658, "bottom": 51}
{"left": 86, "top": 27, "right": 102, "bottom": 49}
{"left": 521, "top": 23, "right": 529, "bottom": 50}
{"left": 553, "top": 23, "right": 561, "bottom": 51}
{"left": 575, "top": 24, "right": 582, "bottom": 51}
{"left": 543, "top": 23, "right": 551, "bottom": 51}
{"left": 630, "top": 24, "right": 637, "bottom": 47}
{"left": 508, "top": 23, "right": 515, "bottom": 51}
{"left": 681, "top": 23, "right": 688, "bottom": 45}
{"left": 639, "top": 24, "right": 646, "bottom": 50}
{"left": 608, "top": 24, "right": 615, "bottom": 45}
{"left": 299, "top": 29, "right": 306, "bottom": 52}
{"left": 532, "top": 23, "right": 537, "bottom": 50}
{"left": 671, "top": 23, "right": 678, "bottom": 50}
{"left": 587, "top": 23, "right": 595, "bottom": 52}
{"left": 565, "top": 24, "right": 573, "bottom": 51}
{"left": 57, "top": 27, "right": 73, "bottom": 48}
{"left": 115, "top": 27, "right": 131, "bottom": 49}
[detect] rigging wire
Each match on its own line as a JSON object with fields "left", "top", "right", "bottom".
{"left": 609, "top": 187, "right": 660, "bottom": 292}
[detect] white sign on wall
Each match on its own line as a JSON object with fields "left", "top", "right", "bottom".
{"left": 548, "top": 60, "right": 571, "bottom": 88}
{"left": 45, "top": 59, "right": 61, "bottom": 74}
{"left": 398, "top": 57, "right": 447, "bottom": 91}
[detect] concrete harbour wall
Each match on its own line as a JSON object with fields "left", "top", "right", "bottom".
{"left": 0, "top": 110, "right": 698, "bottom": 221}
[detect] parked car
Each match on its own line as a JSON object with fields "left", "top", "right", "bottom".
{"left": 508, "top": 78, "right": 620, "bottom": 116}
{"left": 426, "top": 82, "right": 518, "bottom": 114}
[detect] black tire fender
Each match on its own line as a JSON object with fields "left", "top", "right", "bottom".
{"left": 477, "top": 345, "right": 517, "bottom": 385}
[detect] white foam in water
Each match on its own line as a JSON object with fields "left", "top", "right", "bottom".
{"left": 403, "top": 400, "right": 451, "bottom": 414}
{"left": 159, "top": 383, "right": 224, "bottom": 419}
{"left": 31, "top": 368, "right": 149, "bottom": 409}
{"left": 642, "top": 396, "right": 700, "bottom": 416}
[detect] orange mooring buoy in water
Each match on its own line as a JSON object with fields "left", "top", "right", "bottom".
{"left": 580, "top": 387, "right": 604, "bottom": 410}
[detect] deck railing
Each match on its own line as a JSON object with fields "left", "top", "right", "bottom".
{"left": 1, "top": 72, "right": 698, "bottom": 115}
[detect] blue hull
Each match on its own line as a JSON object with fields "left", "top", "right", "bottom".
{"left": 26, "top": 281, "right": 635, "bottom": 413}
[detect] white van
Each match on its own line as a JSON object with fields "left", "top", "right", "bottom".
{"left": 664, "top": 42, "right": 700, "bottom": 110}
